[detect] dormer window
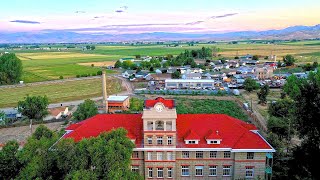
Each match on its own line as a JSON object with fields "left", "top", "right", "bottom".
{"left": 185, "top": 140, "right": 199, "bottom": 144}
{"left": 207, "top": 139, "right": 221, "bottom": 144}
{"left": 206, "top": 130, "right": 222, "bottom": 144}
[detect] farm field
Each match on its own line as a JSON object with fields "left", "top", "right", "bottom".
{"left": 16, "top": 52, "right": 119, "bottom": 83}
{"left": 0, "top": 78, "right": 121, "bottom": 108}
{"left": 3, "top": 40, "right": 319, "bottom": 83}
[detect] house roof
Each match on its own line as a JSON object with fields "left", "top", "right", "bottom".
{"left": 144, "top": 97, "right": 175, "bottom": 109}
{"left": 107, "top": 95, "right": 129, "bottom": 102}
{"left": 64, "top": 113, "right": 272, "bottom": 151}
{"left": 48, "top": 107, "right": 67, "bottom": 117}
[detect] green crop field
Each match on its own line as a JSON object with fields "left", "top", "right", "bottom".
{"left": 2, "top": 40, "right": 319, "bottom": 83}
{"left": 0, "top": 78, "right": 121, "bottom": 108}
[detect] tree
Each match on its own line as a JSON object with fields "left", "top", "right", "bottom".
{"left": 18, "top": 95, "right": 49, "bottom": 120}
{"left": 252, "top": 55, "right": 259, "bottom": 60}
{"left": 0, "top": 53, "right": 23, "bottom": 85}
{"left": 0, "top": 140, "right": 21, "bottom": 180}
{"left": 257, "top": 84, "right": 269, "bottom": 105}
{"left": 114, "top": 60, "right": 122, "bottom": 68}
{"left": 135, "top": 55, "right": 141, "bottom": 59}
{"left": 85, "top": 45, "right": 91, "bottom": 50}
{"left": 244, "top": 78, "right": 259, "bottom": 92}
{"left": 312, "top": 61, "right": 318, "bottom": 69}
{"left": 90, "top": 45, "right": 95, "bottom": 50}
{"left": 73, "top": 99, "right": 98, "bottom": 121}
{"left": 65, "top": 170, "right": 98, "bottom": 180}
{"left": 171, "top": 71, "right": 181, "bottom": 79}
{"left": 268, "top": 98, "right": 294, "bottom": 118}
{"left": 234, "top": 56, "right": 239, "bottom": 59}
{"left": 283, "top": 54, "right": 295, "bottom": 66}
{"left": 122, "top": 60, "right": 134, "bottom": 69}
{"left": 282, "top": 70, "right": 320, "bottom": 179}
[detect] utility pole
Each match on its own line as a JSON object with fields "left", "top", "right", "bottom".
{"left": 30, "top": 119, "right": 33, "bottom": 134}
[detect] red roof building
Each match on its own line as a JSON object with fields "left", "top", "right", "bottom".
{"left": 64, "top": 97, "right": 274, "bottom": 179}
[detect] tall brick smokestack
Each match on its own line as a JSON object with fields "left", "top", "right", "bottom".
{"left": 102, "top": 70, "right": 108, "bottom": 113}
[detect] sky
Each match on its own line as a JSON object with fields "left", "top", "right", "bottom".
{"left": 1, "top": 0, "right": 320, "bottom": 34}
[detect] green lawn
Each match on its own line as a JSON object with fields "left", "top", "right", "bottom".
{"left": 0, "top": 78, "right": 121, "bottom": 108}
{"left": 175, "top": 98, "right": 248, "bottom": 121}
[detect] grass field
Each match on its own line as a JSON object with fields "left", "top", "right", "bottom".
{"left": 15, "top": 52, "right": 120, "bottom": 83}
{"left": 175, "top": 98, "right": 248, "bottom": 121}
{"left": 0, "top": 78, "right": 121, "bottom": 108}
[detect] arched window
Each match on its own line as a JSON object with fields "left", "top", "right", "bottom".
{"left": 155, "top": 121, "right": 164, "bottom": 130}
{"left": 147, "top": 121, "right": 154, "bottom": 130}
{"left": 166, "top": 121, "right": 172, "bottom": 131}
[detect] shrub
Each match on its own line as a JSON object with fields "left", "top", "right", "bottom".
{"left": 92, "top": 73, "right": 97, "bottom": 76}
{"left": 59, "top": 76, "right": 64, "bottom": 79}
{"left": 91, "top": 64, "right": 94, "bottom": 67}
{"left": 76, "top": 75, "right": 80, "bottom": 78}
{"left": 97, "top": 70, "right": 102, "bottom": 75}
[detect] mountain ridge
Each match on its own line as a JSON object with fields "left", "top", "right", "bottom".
{"left": 0, "top": 24, "right": 319, "bottom": 43}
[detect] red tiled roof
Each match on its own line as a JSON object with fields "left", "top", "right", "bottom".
{"left": 206, "top": 130, "right": 222, "bottom": 140}
{"left": 184, "top": 130, "right": 200, "bottom": 140}
{"left": 64, "top": 114, "right": 143, "bottom": 147}
{"left": 145, "top": 97, "right": 175, "bottom": 109}
{"left": 64, "top": 114, "right": 272, "bottom": 150}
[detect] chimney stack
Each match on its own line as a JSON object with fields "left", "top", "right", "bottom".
{"left": 102, "top": 70, "right": 108, "bottom": 113}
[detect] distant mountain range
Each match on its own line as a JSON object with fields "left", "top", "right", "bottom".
{"left": 0, "top": 24, "right": 320, "bottom": 43}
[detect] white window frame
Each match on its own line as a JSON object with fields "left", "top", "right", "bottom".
{"left": 157, "top": 152, "right": 163, "bottom": 161}
{"left": 147, "top": 152, "right": 152, "bottom": 160}
{"left": 181, "top": 165, "right": 190, "bottom": 176}
{"left": 167, "top": 167, "right": 173, "bottom": 178}
{"left": 223, "top": 165, "right": 231, "bottom": 176}
{"left": 195, "top": 151, "right": 203, "bottom": 159}
{"left": 167, "top": 136, "right": 172, "bottom": 145}
{"left": 148, "top": 167, "right": 153, "bottom": 178}
{"left": 157, "top": 136, "right": 163, "bottom": 145}
{"left": 182, "top": 151, "right": 189, "bottom": 158}
{"left": 245, "top": 167, "right": 254, "bottom": 178}
{"left": 167, "top": 152, "right": 173, "bottom": 160}
{"left": 209, "top": 165, "right": 217, "bottom": 176}
{"left": 147, "top": 136, "right": 152, "bottom": 144}
{"left": 132, "top": 151, "right": 139, "bottom": 159}
{"left": 131, "top": 165, "right": 139, "bottom": 173}
{"left": 209, "top": 151, "right": 217, "bottom": 158}
{"left": 157, "top": 167, "right": 164, "bottom": 178}
{"left": 195, "top": 166, "right": 204, "bottom": 176}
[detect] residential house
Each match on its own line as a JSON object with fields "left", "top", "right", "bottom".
{"left": 182, "top": 73, "right": 202, "bottom": 80}
{"left": 44, "top": 107, "right": 69, "bottom": 121}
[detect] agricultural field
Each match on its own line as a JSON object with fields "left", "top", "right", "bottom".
{"left": 2, "top": 40, "right": 319, "bottom": 83}
{"left": 0, "top": 78, "right": 121, "bottom": 108}
{"left": 15, "top": 52, "right": 119, "bottom": 83}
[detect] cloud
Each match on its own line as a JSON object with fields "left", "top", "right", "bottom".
{"left": 10, "top": 20, "right": 41, "bottom": 24}
{"left": 185, "top": 21, "right": 205, "bottom": 25}
{"left": 93, "top": 16, "right": 104, "bottom": 19}
{"left": 115, "top": 10, "right": 124, "bottom": 13}
{"left": 210, "top": 13, "right": 238, "bottom": 19}
{"left": 75, "top": 11, "right": 86, "bottom": 14}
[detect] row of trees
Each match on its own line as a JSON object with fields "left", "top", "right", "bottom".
{"left": 266, "top": 69, "right": 320, "bottom": 179}
{"left": 0, "top": 53, "right": 23, "bottom": 85}
{"left": 0, "top": 126, "right": 141, "bottom": 180}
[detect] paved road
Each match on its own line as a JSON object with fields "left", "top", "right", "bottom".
{"left": 0, "top": 75, "right": 134, "bottom": 112}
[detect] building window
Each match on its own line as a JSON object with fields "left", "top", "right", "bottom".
{"left": 195, "top": 166, "right": 203, "bottom": 176}
{"left": 147, "top": 121, "right": 153, "bottom": 130}
{"left": 157, "top": 152, "right": 163, "bottom": 160}
{"left": 132, "top": 151, "right": 139, "bottom": 159}
{"left": 181, "top": 166, "right": 189, "bottom": 176}
{"left": 147, "top": 152, "right": 152, "bottom": 160}
{"left": 157, "top": 168, "right": 164, "bottom": 178}
{"left": 196, "top": 151, "right": 203, "bottom": 159}
{"left": 166, "top": 121, "right": 172, "bottom": 131}
{"left": 209, "top": 151, "right": 217, "bottom": 158}
{"left": 157, "top": 136, "right": 163, "bottom": 145}
{"left": 245, "top": 167, "right": 254, "bottom": 178}
{"left": 131, "top": 165, "right": 139, "bottom": 173}
{"left": 148, "top": 167, "right": 153, "bottom": 178}
{"left": 156, "top": 121, "right": 164, "bottom": 130}
{"left": 167, "top": 152, "right": 173, "bottom": 160}
{"left": 209, "top": 166, "right": 217, "bottom": 176}
{"left": 167, "top": 168, "right": 173, "bottom": 178}
{"left": 224, "top": 151, "right": 231, "bottom": 158}
{"left": 147, "top": 136, "right": 152, "bottom": 145}
{"left": 167, "top": 136, "right": 172, "bottom": 145}
{"left": 223, "top": 165, "right": 231, "bottom": 176}
{"left": 187, "top": 140, "right": 196, "bottom": 144}
{"left": 247, "top": 152, "right": 254, "bottom": 159}
{"left": 182, "top": 151, "right": 189, "bottom": 158}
